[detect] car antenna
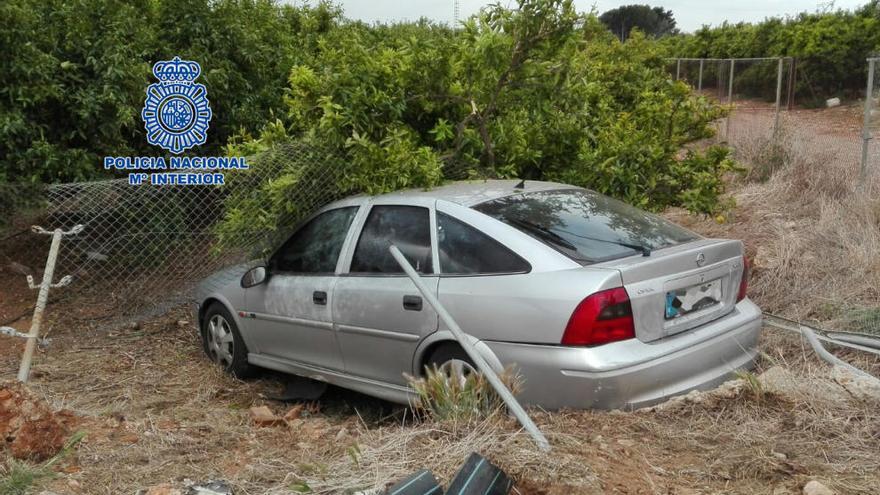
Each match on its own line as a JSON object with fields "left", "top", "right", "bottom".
{"left": 514, "top": 179, "right": 525, "bottom": 189}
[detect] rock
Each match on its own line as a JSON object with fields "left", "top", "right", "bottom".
{"left": 772, "top": 452, "right": 788, "bottom": 461}
{"left": 249, "top": 406, "right": 283, "bottom": 427}
{"left": 616, "top": 439, "right": 636, "bottom": 448}
{"left": 830, "top": 366, "right": 880, "bottom": 402}
{"left": 825, "top": 98, "right": 841, "bottom": 108}
{"left": 335, "top": 427, "right": 349, "bottom": 441}
{"left": 283, "top": 404, "right": 304, "bottom": 423}
{"left": 803, "top": 480, "right": 834, "bottom": 495}
{"left": 145, "top": 484, "right": 183, "bottom": 495}
{"left": 0, "top": 381, "right": 72, "bottom": 462}
{"left": 758, "top": 366, "right": 850, "bottom": 403}
{"left": 7, "top": 262, "right": 32, "bottom": 276}
{"left": 186, "top": 479, "right": 233, "bottom": 495}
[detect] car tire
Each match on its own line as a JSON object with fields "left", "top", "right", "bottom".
{"left": 426, "top": 343, "right": 478, "bottom": 386}
{"left": 201, "top": 303, "right": 257, "bottom": 378}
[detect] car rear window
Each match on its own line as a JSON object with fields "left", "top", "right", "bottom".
{"left": 473, "top": 189, "right": 699, "bottom": 264}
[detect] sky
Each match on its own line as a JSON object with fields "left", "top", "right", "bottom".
{"left": 326, "top": 0, "right": 866, "bottom": 33}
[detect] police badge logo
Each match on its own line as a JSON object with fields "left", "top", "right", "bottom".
{"left": 141, "top": 56, "right": 212, "bottom": 154}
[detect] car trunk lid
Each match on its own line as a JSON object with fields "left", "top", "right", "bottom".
{"left": 596, "top": 239, "right": 746, "bottom": 343}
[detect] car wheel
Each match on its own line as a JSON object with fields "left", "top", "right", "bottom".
{"left": 427, "top": 344, "right": 478, "bottom": 387}
{"left": 201, "top": 303, "right": 256, "bottom": 378}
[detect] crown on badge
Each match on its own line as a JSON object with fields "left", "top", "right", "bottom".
{"left": 152, "top": 56, "right": 201, "bottom": 83}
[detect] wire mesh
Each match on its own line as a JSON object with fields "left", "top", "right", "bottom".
{"left": 0, "top": 140, "right": 479, "bottom": 330}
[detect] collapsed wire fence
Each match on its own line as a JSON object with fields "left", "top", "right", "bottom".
{"left": 0, "top": 141, "right": 478, "bottom": 331}
{"left": 0, "top": 143, "right": 354, "bottom": 329}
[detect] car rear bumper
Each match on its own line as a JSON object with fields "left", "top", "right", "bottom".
{"left": 484, "top": 299, "right": 762, "bottom": 410}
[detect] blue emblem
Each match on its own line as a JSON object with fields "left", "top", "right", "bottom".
{"left": 142, "top": 56, "right": 212, "bottom": 154}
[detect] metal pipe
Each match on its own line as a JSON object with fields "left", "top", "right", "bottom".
{"left": 825, "top": 332, "right": 880, "bottom": 350}
{"left": 698, "top": 59, "right": 704, "bottom": 92}
{"left": 726, "top": 59, "right": 735, "bottom": 139}
{"left": 763, "top": 313, "right": 880, "bottom": 357}
{"left": 861, "top": 58, "right": 876, "bottom": 181}
{"left": 800, "top": 325, "right": 880, "bottom": 383}
{"left": 774, "top": 57, "right": 783, "bottom": 136}
{"left": 17, "top": 228, "right": 63, "bottom": 382}
{"left": 389, "top": 245, "right": 551, "bottom": 452}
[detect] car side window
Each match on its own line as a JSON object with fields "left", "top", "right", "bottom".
{"left": 437, "top": 212, "right": 530, "bottom": 275}
{"left": 270, "top": 207, "right": 358, "bottom": 273}
{"left": 350, "top": 205, "right": 433, "bottom": 274}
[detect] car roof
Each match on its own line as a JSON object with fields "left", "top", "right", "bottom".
{"left": 331, "top": 179, "right": 579, "bottom": 209}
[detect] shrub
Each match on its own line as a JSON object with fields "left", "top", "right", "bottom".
{"left": 221, "top": 0, "right": 735, "bottom": 244}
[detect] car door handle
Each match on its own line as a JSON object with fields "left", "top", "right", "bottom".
{"left": 313, "top": 291, "right": 327, "bottom": 305}
{"left": 403, "top": 295, "right": 422, "bottom": 311}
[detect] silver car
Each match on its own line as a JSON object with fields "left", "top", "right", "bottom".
{"left": 196, "top": 180, "right": 761, "bottom": 410}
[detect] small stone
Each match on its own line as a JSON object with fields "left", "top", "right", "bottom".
{"left": 803, "top": 480, "right": 834, "bottom": 495}
{"left": 249, "top": 406, "right": 283, "bottom": 427}
{"left": 617, "top": 439, "right": 636, "bottom": 448}
{"left": 830, "top": 366, "right": 880, "bottom": 402}
{"left": 176, "top": 320, "right": 189, "bottom": 328}
{"left": 146, "top": 484, "right": 183, "bottom": 495}
{"left": 186, "top": 479, "right": 233, "bottom": 495}
{"left": 283, "top": 404, "right": 304, "bottom": 423}
{"left": 335, "top": 427, "right": 349, "bottom": 441}
{"left": 68, "top": 479, "right": 81, "bottom": 488}
{"left": 772, "top": 452, "right": 788, "bottom": 461}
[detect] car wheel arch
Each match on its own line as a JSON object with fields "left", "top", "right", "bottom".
{"left": 412, "top": 332, "right": 504, "bottom": 376}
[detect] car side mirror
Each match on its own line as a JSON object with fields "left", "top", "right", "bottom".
{"left": 241, "top": 265, "right": 268, "bottom": 288}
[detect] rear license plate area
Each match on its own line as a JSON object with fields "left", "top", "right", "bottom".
{"left": 665, "top": 278, "right": 722, "bottom": 320}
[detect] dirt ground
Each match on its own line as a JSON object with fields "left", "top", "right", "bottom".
{"left": 0, "top": 305, "right": 878, "bottom": 495}
{"left": 2, "top": 102, "right": 880, "bottom": 494}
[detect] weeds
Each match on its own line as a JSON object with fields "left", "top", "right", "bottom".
{"left": 735, "top": 370, "right": 766, "bottom": 402}
{"left": 407, "top": 366, "right": 522, "bottom": 424}
{"left": 0, "top": 431, "right": 85, "bottom": 495}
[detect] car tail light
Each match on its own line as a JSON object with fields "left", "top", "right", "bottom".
{"left": 561, "top": 287, "right": 635, "bottom": 346}
{"left": 736, "top": 256, "right": 750, "bottom": 302}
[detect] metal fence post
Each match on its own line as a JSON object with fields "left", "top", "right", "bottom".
{"left": 861, "top": 58, "right": 876, "bottom": 181}
{"left": 15, "top": 225, "right": 82, "bottom": 382}
{"left": 698, "top": 59, "right": 704, "bottom": 92}
{"left": 389, "top": 245, "right": 551, "bottom": 452}
{"left": 726, "top": 59, "right": 735, "bottom": 139}
{"left": 774, "top": 57, "right": 784, "bottom": 137}
{"left": 675, "top": 59, "right": 681, "bottom": 81}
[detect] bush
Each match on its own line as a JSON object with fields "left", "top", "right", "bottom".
{"left": 222, "top": 0, "right": 734, "bottom": 242}
{"left": 0, "top": 0, "right": 340, "bottom": 185}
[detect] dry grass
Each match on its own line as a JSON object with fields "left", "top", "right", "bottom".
{"left": 1, "top": 306, "right": 879, "bottom": 494}
{"left": 666, "top": 108, "right": 880, "bottom": 332}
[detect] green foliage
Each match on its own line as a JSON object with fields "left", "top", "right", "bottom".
{"left": 0, "top": 431, "right": 85, "bottom": 495}
{"left": 222, "top": 0, "right": 733, "bottom": 243}
{"left": 661, "top": 4, "right": 880, "bottom": 101}
{"left": 0, "top": 0, "right": 340, "bottom": 184}
{"left": 408, "top": 366, "right": 521, "bottom": 423}
{"left": 599, "top": 4, "right": 678, "bottom": 41}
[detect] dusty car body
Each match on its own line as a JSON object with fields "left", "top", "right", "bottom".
{"left": 196, "top": 180, "right": 761, "bottom": 410}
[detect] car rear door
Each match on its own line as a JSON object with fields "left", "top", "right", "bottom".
{"left": 243, "top": 205, "right": 360, "bottom": 370}
{"left": 332, "top": 200, "right": 440, "bottom": 385}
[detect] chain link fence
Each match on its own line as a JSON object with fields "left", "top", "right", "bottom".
{"left": 0, "top": 142, "right": 370, "bottom": 329}
{"left": 668, "top": 56, "right": 880, "bottom": 336}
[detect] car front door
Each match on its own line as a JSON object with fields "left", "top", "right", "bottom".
{"left": 332, "top": 201, "right": 440, "bottom": 385}
{"left": 244, "top": 205, "right": 359, "bottom": 371}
